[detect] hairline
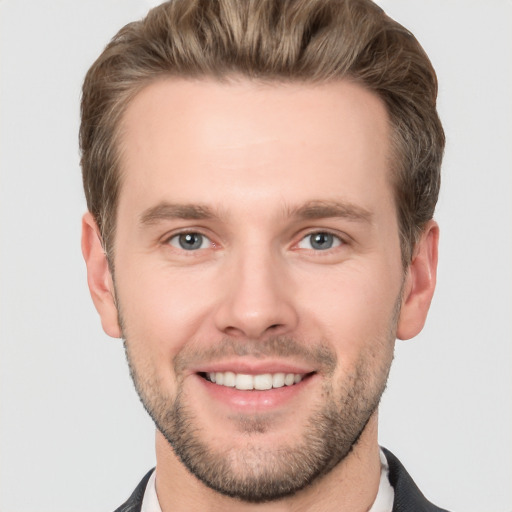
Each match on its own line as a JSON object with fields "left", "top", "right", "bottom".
{"left": 102, "top": 73, "right": 415, "bottom": 270}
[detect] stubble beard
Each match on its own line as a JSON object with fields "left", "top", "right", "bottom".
{"left": 122, "top": 327, "right": 396, "bottom": 503}
{"left": 115, "top": 271, "right": 402, "bottom": 504}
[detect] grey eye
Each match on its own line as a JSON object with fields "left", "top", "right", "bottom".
{"left": 298, "top": 232, "right": 342, "bottom": 251}
{"left": 169, "top": 233, "right": 209, "bottom": 250}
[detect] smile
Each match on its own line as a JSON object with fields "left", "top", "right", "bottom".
{"left": 203, "top": 371, "right": 305, "bottom": 390}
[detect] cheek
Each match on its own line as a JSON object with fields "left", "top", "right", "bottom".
{"left": 114, "top": 263, "right": 216, "bottom": 372}
{"left": 296, "top": 263, "right": 400, "bottom": 361}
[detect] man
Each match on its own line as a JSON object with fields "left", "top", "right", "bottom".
{"left": 80, "top": 0, "right": 447, "bottom": 510}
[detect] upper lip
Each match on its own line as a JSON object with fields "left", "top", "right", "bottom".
{"left": 190, "top": 359, "right": 315, "bottom": 376}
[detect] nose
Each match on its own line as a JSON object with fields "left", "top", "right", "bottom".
{"left": 213, "top": 247, "right": 299, "bottom": 340}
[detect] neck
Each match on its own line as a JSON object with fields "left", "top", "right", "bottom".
{"left": 154, "top": 411, "right": 382, "bottom": 512}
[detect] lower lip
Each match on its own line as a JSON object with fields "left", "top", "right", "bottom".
{"left": 196, "top": 374, "right": 316, "bottom": 411}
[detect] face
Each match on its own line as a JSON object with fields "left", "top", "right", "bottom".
{"left": 85, "top": 78, "right": 433, "bottom": 502}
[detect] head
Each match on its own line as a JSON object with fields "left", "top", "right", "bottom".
{"left": 80, "top": 0, "right": 443, "bottom": 505}
{"left": 80, "top": 0, "right": 444, "bottom": 268}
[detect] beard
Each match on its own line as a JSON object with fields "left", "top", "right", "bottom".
{"left": 122, "top": 318, "right": 397, "bottom": 503}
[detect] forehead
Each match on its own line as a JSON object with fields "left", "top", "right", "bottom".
{"left": 117, "top": 77, "right": 393, "bottom": 218}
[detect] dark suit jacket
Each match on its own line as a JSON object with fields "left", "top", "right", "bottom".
{"left": 114, "top": 447, "right": 450, "bottom": 512}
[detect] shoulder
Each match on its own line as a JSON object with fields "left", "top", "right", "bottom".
{"left": 382, "top": 448, "right": 450, "bottom": 512}
{"left": 113, "top": 468, "right": 155, "bottom": 512}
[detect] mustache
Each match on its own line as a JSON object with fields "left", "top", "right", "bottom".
{"left": 173, "top": 336, "right": 337, "bottom": 375}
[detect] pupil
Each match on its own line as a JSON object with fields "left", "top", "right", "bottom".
{"left": 311, "top": 233, "right": 332, "bottom": 250}
{"left": 179, "top": 233, "right": 202, "bottom": 250}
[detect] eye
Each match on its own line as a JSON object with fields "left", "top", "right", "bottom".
{"left": 168, "top": 232, "right": 211, "bottom": 251}
{"left": 297, "top": 232, "right": 342, "bottom": 251}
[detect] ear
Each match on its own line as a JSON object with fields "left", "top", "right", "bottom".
{"left": 81, "top": 212, "right": 122, "bottom": 338}
{"left": 396, "top": 220, "right": 439, "bottom": 340}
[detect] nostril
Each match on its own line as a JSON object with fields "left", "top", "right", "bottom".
{"left": 265, "top": 324, "right": 285, "bottom": 334}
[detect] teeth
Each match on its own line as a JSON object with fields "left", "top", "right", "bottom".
{"left": 236, "top": 373, "right": 254, "bottom": 390}
{"left": 254, "top": 374, "right": 273, "bottom": 390}
{"left": 206, "top": 371, "right": 304, "bottom": 390}
{"left": 223, "top": 371, "right": 236, "bottom": 387}
{"left": 272, "top": 373, "right": 285, "bottom": 388}
{"left": 284, "top": 373, "right": 295, "bottom": 386}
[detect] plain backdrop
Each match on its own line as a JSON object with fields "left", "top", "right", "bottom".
{"left": 1, "top": 1, "right": 511, "bottom": 511}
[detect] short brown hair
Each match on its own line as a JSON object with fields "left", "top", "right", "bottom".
{"left": 80, "top": 0, "right": 444, "bottom": 266}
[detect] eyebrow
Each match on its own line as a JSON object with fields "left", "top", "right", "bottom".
{"left": 139, "top": 199, "right": 373, "bottom": 226}
{"left": 287, "top": 200, "right": 373, "bottom": 223}
{"left": 140, "top": 202, "right": 219, "bottom": 225}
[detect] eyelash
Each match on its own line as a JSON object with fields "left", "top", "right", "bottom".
{"left": 165, "top": 231, "right": 214, "bottom": 251}
{"left": 163, "top": 229, "right": 346, "bottom": 253}
{"left": 296, "top": 231, "right": 344, "bottom": 251}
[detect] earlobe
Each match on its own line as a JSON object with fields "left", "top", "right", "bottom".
{"left": 81, "top": 212, "right": 122, "bottom": 338}
{"left": 396, "top": 220, "right": 439, "bottom": 340}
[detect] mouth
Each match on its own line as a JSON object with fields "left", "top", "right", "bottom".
{"left": 199, "top": 371, "right": 312, "bottom": 390}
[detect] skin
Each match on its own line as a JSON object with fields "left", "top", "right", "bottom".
{"left": 82, "top": 78, "right": 438, "bottom": 511}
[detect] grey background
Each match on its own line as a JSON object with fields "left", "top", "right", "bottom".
{"left": 1, "top": 1, "right": 511, "bottom": 511}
